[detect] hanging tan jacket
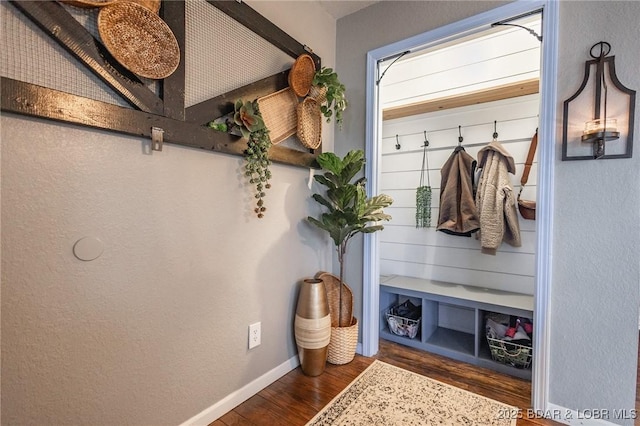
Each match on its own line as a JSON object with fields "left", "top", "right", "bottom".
{"left": 475, "top": 141, "right": 521, "bottom": 255}
{"left": 436, "top": 147, "right": 480, "bottom": 236}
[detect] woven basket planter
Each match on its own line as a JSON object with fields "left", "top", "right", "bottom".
{"left": 309, "top": 85, "right": 328, "bottom": 106}
{"left": 327, "top": 317, "right": 358, "bottom": 365}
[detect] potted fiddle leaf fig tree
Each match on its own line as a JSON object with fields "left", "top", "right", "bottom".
{"left": 307, "top": 149, "right": 393, "bottom": 364}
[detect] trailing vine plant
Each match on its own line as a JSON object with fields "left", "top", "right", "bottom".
{"left": 207, "top": 99, "right": 272, "bottom": 218}
{"left": 311, "top": 67, "right": 347, "bottom": 129}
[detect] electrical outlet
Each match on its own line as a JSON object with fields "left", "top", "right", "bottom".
{"left": 249, "top": 322, "right": 261, "bottom": 349}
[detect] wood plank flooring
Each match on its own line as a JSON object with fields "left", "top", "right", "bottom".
{"left": 212, "top": 339, "right": 563, "bottom": 425}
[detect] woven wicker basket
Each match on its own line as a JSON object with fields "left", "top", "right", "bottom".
{"left": 257, "top": 87, "right": 298, "bottom": 145}
{"left": 316, "top": 272, "right": 353, "bottom": 327}
{"left": 297, "top": 97, "right": 322, "bottom": 149}
{"left": 327, "top": 317, "right": 358, "bottom": 365}
{"left": 289, "top": 54, "right": 316, "bottom": 97}
{"left": 308, "top": 84, "right": 328, "bottom": 105}
{"left": 97, "top": 2, "right": 179, "bottom": 79}
{"left": 314, "top": 272, "right": 358, "bottom": 364}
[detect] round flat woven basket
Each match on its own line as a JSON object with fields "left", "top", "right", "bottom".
{"left": 297, "top": 97, "right": 322, "bottom": 149}
{"left": 257, "top": 88, "right": 298, "bottom": 145}
{"left": 98, "top": 2, "right": 179, "bottom": 79}
{"left": 288, "top": 54, "right": 316, "bottom": 97}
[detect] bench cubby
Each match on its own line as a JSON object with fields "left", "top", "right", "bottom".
{"left": 380, "top": 275, "right": 534, "bottom": 380}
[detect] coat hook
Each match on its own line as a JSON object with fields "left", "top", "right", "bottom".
{"left": 493, "top": 120, "right": 499, "bottom": 140}
{"left": 458, "top": 125, "right": 463, "bottom": 146}
{"left": 423, "top": 130, "right": 429, "bottom": 147}
{"left": 395, "top": 134, "right": 401, "bottom": 150}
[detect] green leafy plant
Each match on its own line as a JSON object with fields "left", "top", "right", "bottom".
{"left": 307, "top": 150, "right": 393, "bottom": 326}
{"left": 207, "top": 99, "right": 272, "bottom": 218}
{"left": 311, "top": 67, "right": 347, "bottom": 129}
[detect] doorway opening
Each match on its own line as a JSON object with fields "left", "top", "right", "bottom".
{"left": 362, "top": 0, "right": 558, "bottom": 412}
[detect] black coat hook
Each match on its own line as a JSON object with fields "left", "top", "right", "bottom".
{"left": 493, "top": 120, "right": 498, "bottom": 140}
{"left": 395, "top": 134, "right": 401, "bottom": 150}
{"left": 423, "top": 130, "right": 429, "bottom": 147}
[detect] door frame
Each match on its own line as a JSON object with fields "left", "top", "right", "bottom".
{"left": 362, "top": 0, "right": 558, "bottom": 411}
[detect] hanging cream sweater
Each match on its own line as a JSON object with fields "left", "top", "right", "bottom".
{"left": 475, "top": 141, "right": 521, "bottom": 255}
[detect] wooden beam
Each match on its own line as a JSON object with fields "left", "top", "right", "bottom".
{"left": 9, "top": 0, "right": 164, "bottom": 115}
{"left": 161, "top": 1, "right": 186, "bottom": 120}
{"left": 1, "top": 78, "right": 318, "bottom": 168}
{"left": 383, "top": 78, "right": 539, "bottom": 121}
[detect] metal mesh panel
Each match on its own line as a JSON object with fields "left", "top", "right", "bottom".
{"left": 0, "top": 1, "right": 129, "bottom": 107}
{"left": 185, "top": 0, "right": 294, "bottom": 107}
{"left": 2, "top": 0, "right": 305, "bottom": 150}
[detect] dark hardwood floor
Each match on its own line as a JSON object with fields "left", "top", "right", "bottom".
{"left": 212, "top": 339, "right": 564, "bottom": 425}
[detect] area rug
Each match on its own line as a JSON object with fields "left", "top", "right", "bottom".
{"left": 307, "top": 360, "right": 517, "bottom": 425}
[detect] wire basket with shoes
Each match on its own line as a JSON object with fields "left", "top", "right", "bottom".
{"left": 385, "top": 300, "right": 421, "bottom": 339}
{"left": 485, "top": 314, "right": 533, "bottom": 369}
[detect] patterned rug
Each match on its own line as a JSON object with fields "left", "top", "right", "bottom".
{"left": 307, "top": 360, "right": 517, "bottom": 425}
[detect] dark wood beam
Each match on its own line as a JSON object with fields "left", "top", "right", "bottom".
{"left": 9, "top": 0, "right": 164, "bottom": 115}
{"left": 161, "top": 1, "right": 186, "bottom": 120}
{"left": 1, "top": 77, "right": 318, "bottom": 168}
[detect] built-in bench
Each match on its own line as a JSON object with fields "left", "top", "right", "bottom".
{"left": 379, "top": 274, "right": 534, "bottom": 380}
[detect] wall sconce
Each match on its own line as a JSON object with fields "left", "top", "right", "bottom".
{"left": 562, "top": 41, "right": 636, "bottom": 160}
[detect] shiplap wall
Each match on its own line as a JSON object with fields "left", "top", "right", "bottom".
{"left": 378, "top": 16, "right": 541, "bottom": 296}
{"left": 380, "top": 20, "right": 541, "bottom": 109}
{"left": 380, "top": 94, "right": 539, "bottom": 295}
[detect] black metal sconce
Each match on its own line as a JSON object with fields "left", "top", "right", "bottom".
{"left": 562, "top": 41, "right": 636, "bottom": 160}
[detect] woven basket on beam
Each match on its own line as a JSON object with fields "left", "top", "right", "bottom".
{"left": 97, "top": 2, "right": 179, "bottom": 79}
{"left": 296, "top": 97, "right": 322, "bottom": 149}
{"left": 289, "top": 54, "right": 316, "bottom": 97}
{"left": 257, "top": 87, "right": 298, "bottom": 145}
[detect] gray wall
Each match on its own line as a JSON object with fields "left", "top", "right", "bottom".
{"left": 0, "top": 2, "right": 336, "bottom": 424}
{"left": 336, "top": 0, "right": 639, "bottom": 423}
{"left": 551, "top": 1, "right": 640, "bottom": 422}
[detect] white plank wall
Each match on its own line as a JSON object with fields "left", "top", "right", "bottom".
{"left": 380, "top": 94, "right": 539, "bottom": 295}
{"left": 380, "top": 21, "right": 541, "bottom": 109}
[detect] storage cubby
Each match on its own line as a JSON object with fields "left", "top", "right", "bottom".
{"left": 380, "top": 275, "right": 534, "bottom": 380}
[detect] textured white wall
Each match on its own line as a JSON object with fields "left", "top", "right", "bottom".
{"left": 0, "top": 1, "right": 336, "bottom": 424}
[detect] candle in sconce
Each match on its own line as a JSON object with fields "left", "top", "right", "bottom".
{"left": 582, "top": 118, "right": 620, "bottom": 159}
{"left": 584, "top": 118, "right": 617, "bottom": 136}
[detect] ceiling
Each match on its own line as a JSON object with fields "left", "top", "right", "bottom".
{"left": 317, "top": 1, "right": 379, "bottom": 19}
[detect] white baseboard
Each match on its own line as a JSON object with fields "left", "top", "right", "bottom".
{"left": 178, "top": 354, "right": 301, "bottom": 426}
{"left": 546, "top": 403, "right": 636, "bottom": 426}
{"left": 179, "top": 343, "right": 364, "bottom": 426}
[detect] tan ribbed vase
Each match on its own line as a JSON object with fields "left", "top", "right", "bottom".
{"left": 294, "top": 279, "right": 331, "bottom": 376}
